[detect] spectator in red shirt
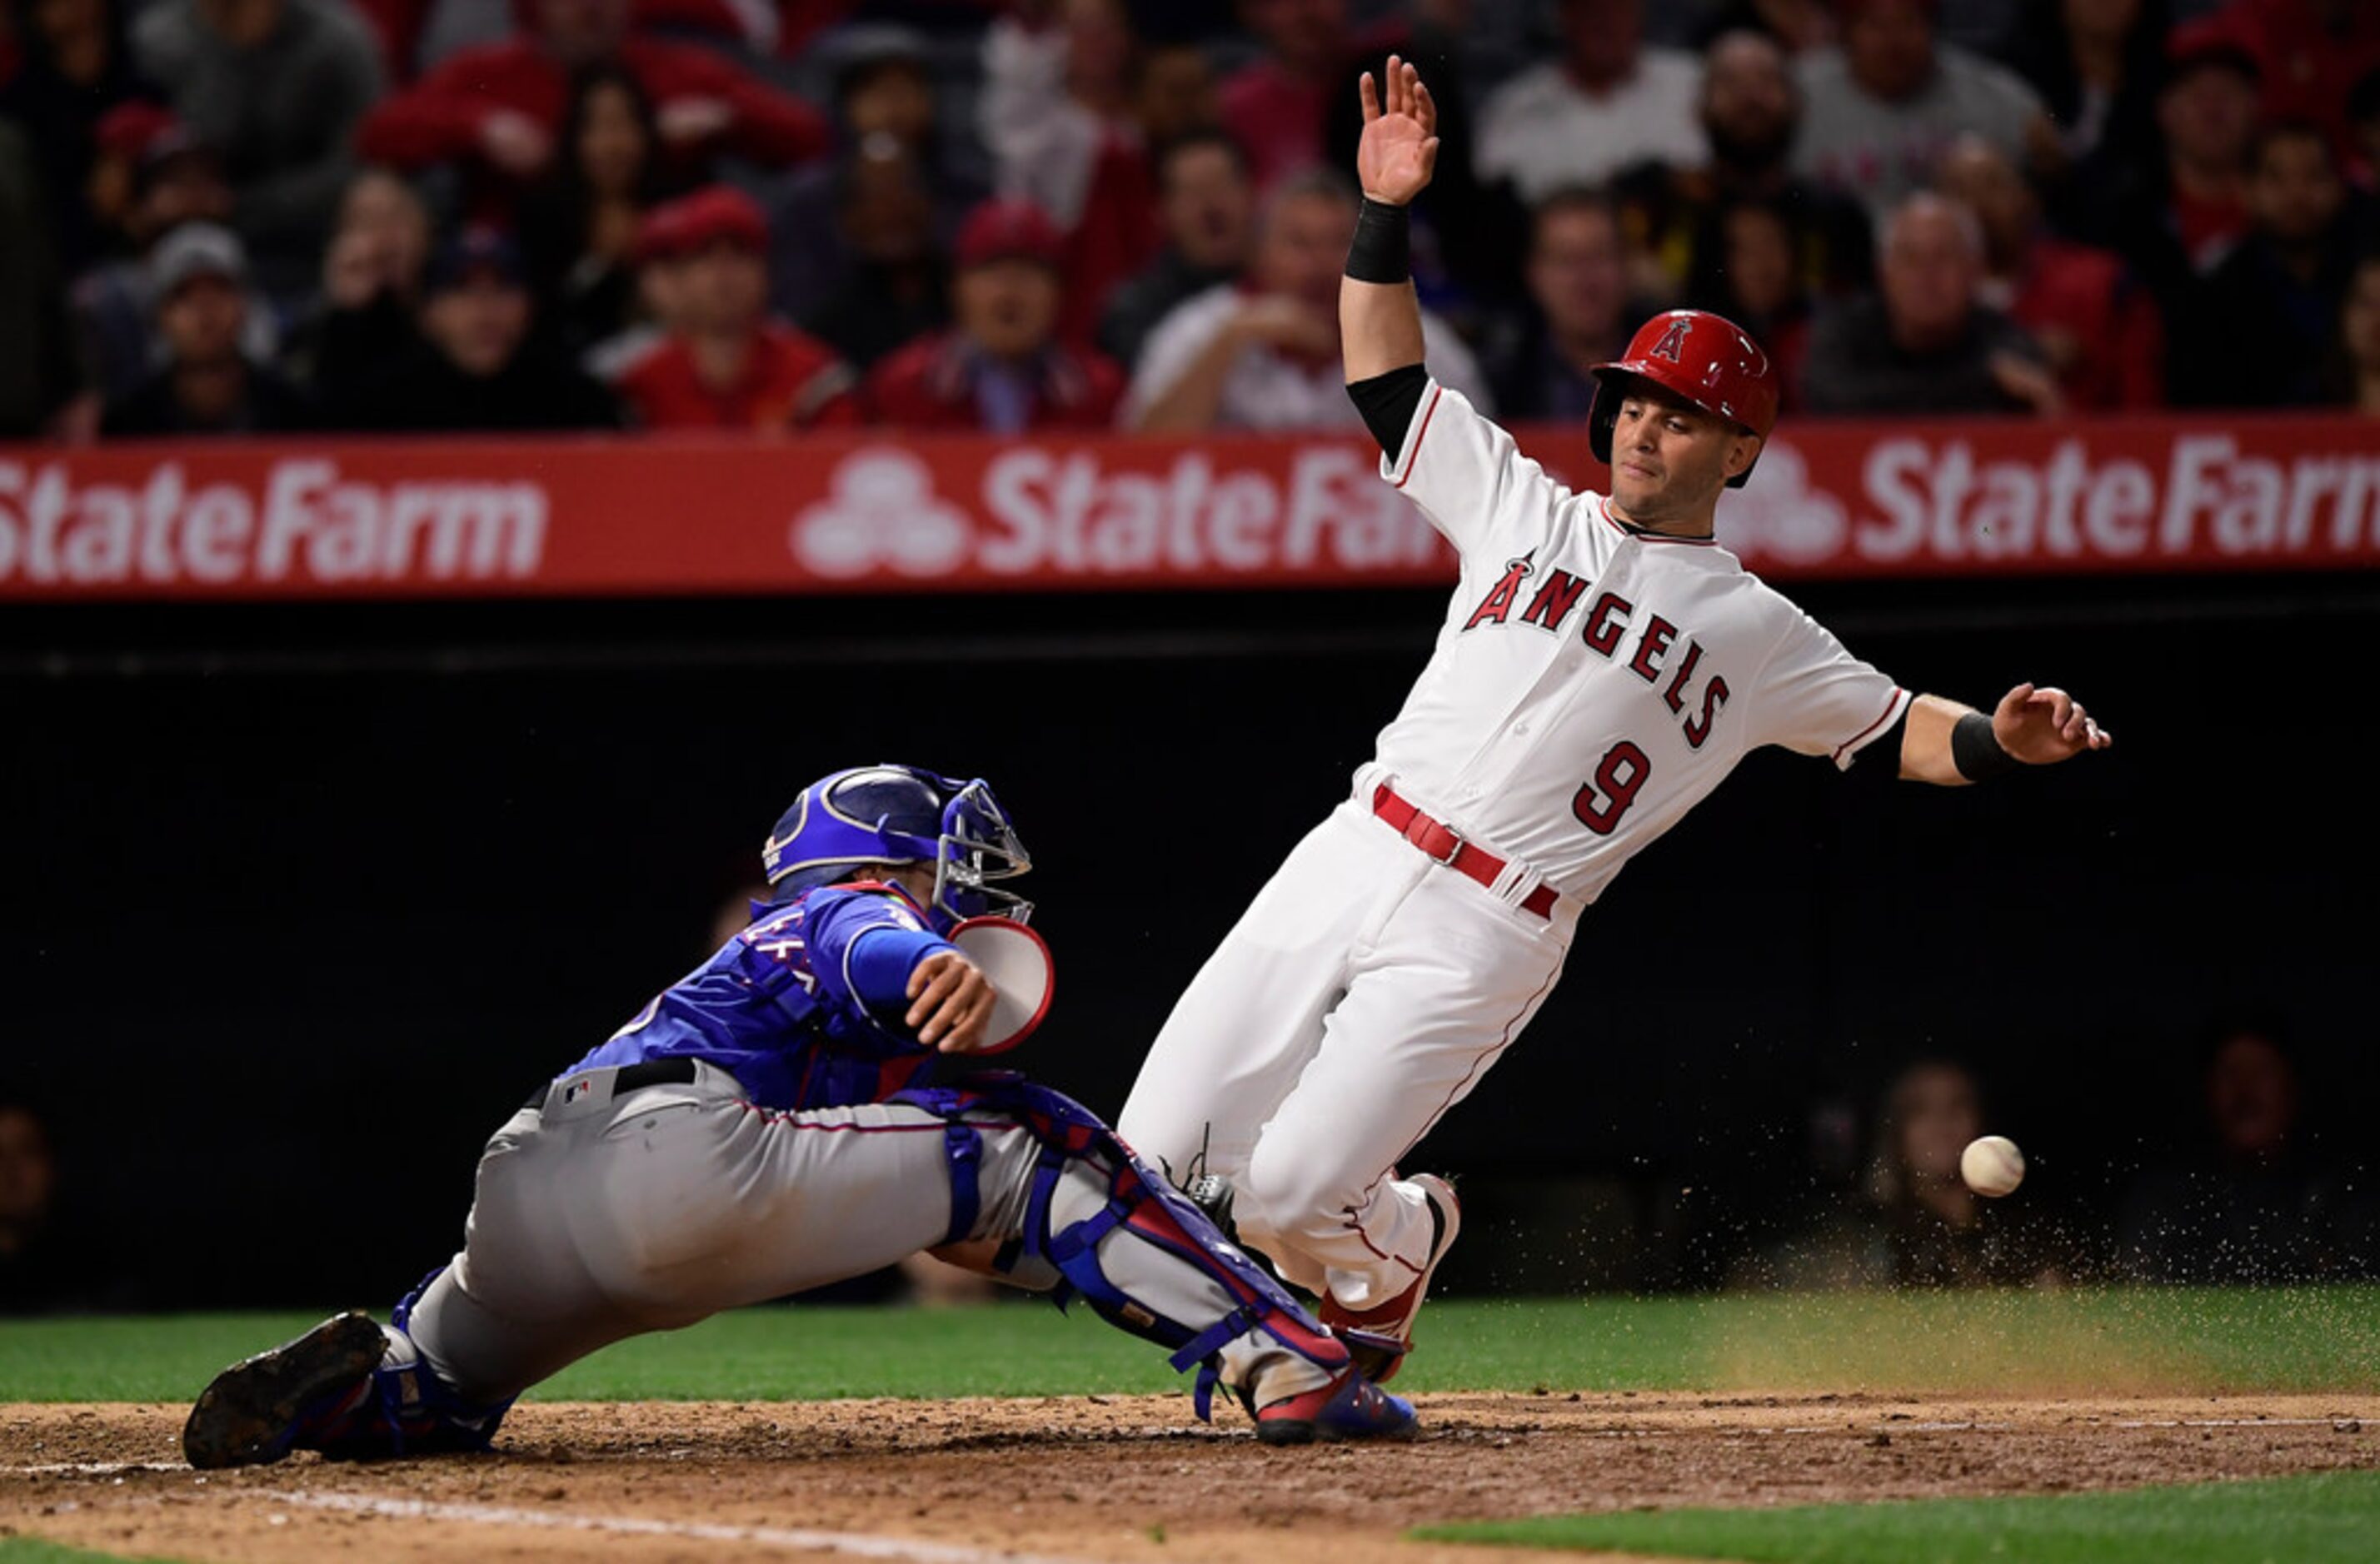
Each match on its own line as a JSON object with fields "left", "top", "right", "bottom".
{"left": 1936, "top": 133, "right": 2163, "bottom": 409}
{"left": 1216, "top": 0, "right": 1345, "bottom": 193}
{"left": 866, "top": 198, "right": 1124, "bottom": 432}
{"left": 614, "top": 185, "right": 860, "bottom": 431}
{"left": 357, "top": 0, "right": 827, "bottom": 197}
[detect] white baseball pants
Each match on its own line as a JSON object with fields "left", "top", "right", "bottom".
{"left": 1118, "top": 792, "right": 1576, "bottom": 1312}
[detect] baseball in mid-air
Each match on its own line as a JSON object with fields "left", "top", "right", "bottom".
{"left": 1960, "top": 1135, "right": 2026, "bottom": 1198}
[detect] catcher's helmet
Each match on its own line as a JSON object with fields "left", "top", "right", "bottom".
{"left": 1589, "top": 310, "right": 1780, "bottom": 489}
{"left": 762, "top": 765, "right": 1032, "bottom": 932}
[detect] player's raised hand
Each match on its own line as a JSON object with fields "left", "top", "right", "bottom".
{"left": 1993, "top": 683, "right": 2113, "bottom": 764}
{"left": 1357, "top": 55, "right": 1439, "bottom": 207}
{"left": 906, "top": 950, "right": 999, "bottom": 1053}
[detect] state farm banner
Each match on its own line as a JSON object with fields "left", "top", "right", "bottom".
{"left": 2, "top": 412, "right": 2375, "bottom": 601}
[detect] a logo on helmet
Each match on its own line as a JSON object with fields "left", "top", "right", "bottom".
{"left": 1649, "top": 317, "right": 1692, "bottom": 364}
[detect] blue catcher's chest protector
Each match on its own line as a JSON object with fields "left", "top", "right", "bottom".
{"left": 565, "top": 883, "right": 950, "bottom": 1111}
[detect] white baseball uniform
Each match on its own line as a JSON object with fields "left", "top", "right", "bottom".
{"left": 1118, "top": 381, "right": 1909, "bottom": 1311}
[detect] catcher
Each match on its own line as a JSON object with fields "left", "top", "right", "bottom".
{"left": 183, "top": 765, "right": 1414, "bottom": 1463}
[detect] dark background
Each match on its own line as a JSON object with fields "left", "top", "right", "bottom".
{"left": 4, "top": 570, "right": 2375, "bottom": 1307}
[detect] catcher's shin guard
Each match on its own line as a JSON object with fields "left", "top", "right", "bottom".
{"left": 902, "top": 1075, "right": 1349, "bottom": 1418}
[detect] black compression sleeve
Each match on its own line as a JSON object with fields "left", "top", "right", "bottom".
{"left": 1347, "top": 363, "right": 1430, "bottom": 461}
{"left": 1952, "top": 710, "right": 2019, "bottom": 781}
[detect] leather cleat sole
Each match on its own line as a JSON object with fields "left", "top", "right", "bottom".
{"left": 1254, "top": 1367, "right": 1419, "bottom": 1447}
{"left": 182, "top": 1310, "right": 388, "bottom": 1471}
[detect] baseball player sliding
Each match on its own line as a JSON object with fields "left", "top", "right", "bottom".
{"left": 183, "top": 766, "right": 1414, "bottom": 1464}
{"left": 1118, "top": 58, "right": 2113, "bottom": 1383}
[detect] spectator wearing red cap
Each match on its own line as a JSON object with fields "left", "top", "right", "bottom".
{"left": 330, "top": 227, "right": 621, "bottom": 431}
{"left": 132, "top": 0, "right": 385, "bottom": 302}
{"left": 614, "top": 186, "right": 861, "bottom": 431}
{"left": 0, "top": 0, "right": 159, "bottom": 273}
{"left": 1936, "top": 134, "right": 2163, "bottom": 409}
{"left": 1790, "top": 0, "right": 2051, "bottom": 222}
{"left": 2089, "top": 21, "right": 2263, "bottom": 326}
{"left": 2218, "top": 0, "right": 2380, "bottom": 156}
{"left": 866, "top": 197, "right": 1124, "bottom": 432}
{"left": 357, "top": 0, "right": 827, "bottom": 204}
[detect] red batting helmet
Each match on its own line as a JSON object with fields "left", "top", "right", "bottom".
{"left": 1589, "top": 310, "right": 1781, "bottom": 489}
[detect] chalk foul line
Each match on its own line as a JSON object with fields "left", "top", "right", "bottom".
{"left": 262, "top": 1488, "right": 1097, "bottom": 1563}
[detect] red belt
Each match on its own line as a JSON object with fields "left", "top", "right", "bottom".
{"left": 1371, "top": 784, "right": 1559, "bottom": 920}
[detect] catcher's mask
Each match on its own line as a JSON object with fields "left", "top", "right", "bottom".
{"left": 1587, "top": 308, "right": 1780, "bottom": 489}
{"left": 763, "top": 765, "right": 1033, "bottom": 934}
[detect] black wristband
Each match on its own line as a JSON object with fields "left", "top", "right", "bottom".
{"left": 1951, "top": 710, "right": 2019, "bottom": 781}
{"left": 1345, "top": 197, "right": 1411, "bottom": 284}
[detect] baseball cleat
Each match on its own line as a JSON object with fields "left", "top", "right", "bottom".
{"left": 182, "top": 1309, "right": 388, "bottom": 1470}
{"left": 1254, "top": 1365, "right": 1418, "bottom": 1446}
{"left": 1320, "top": 1173, "right": 1459, "bottom": 1385}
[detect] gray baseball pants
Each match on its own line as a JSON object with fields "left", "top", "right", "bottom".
{"left": 398, "top": 1061, "right": 1325, "bottom": 1408}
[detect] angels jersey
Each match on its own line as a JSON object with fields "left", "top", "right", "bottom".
{"left": 1366, "top": 380, "right": 1909, "bottom": 906}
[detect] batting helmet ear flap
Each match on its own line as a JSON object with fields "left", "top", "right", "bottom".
{"left": 1587, "top": 376, "right": 1621, "bottom": 467}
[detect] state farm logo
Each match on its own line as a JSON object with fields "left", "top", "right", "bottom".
{"left": 0, "top": 458, "right": 546, "bottom": 588}
{"left": 788, "top": 442, "right": 1445, "bottom": 580}
{"left": 1716, "top": 441, "right": 1847, "bottom": 564}
{"left": 788, "top": 448, "right": 972, "bottom": 579}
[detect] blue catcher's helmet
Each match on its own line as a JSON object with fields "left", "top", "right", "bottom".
{"left": 761, "top": 765, "right": 1033, "bottom": 934}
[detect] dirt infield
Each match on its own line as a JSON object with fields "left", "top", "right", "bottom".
{"left": 4, "top": 1393, "right": 2376, "bottom": 1563}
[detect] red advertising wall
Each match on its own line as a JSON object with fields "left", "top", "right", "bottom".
{"left": 3, "top": 412, "right": 2375, "bottom": 600}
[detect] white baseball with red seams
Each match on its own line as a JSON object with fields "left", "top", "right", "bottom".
{"left": 1119, "top": 380, "right": 1910, "bottom": 1314}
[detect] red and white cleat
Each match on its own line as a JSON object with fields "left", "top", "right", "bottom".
{"left": 1320, "top": 1173, "right": 1459, "bottom": 1385}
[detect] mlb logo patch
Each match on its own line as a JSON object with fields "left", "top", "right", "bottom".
{"left": 562, "top": 1077, "right": 595, "bottom": 1105}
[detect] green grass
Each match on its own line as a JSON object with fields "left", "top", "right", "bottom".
{"left": 2, "top": 1288, "right": 2375, "bottom": 1403}
{"left": 0, "top": 1542, "right": 190, "bottom": 1564}
{"left": 1415, "top": 1469, "right": 2380, "bottom": 1562}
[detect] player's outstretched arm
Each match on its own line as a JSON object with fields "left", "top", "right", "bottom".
{"left": 1342, "top": 55, "right": 1436, "bottom": 383}
{"left": 1899, "top": 686, "right": 2113, "bottom": 786}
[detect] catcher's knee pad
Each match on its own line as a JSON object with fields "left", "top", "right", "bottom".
{"left": 898, "top": 1075, "right": 1347, "bottom": 1418}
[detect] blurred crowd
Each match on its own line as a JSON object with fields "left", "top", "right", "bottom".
{"left": 2, "top": 0, "right": 2378, "bottom": 445}
{"left": 1732, "top": 1024, "right": 2378, "bottom": 1292}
